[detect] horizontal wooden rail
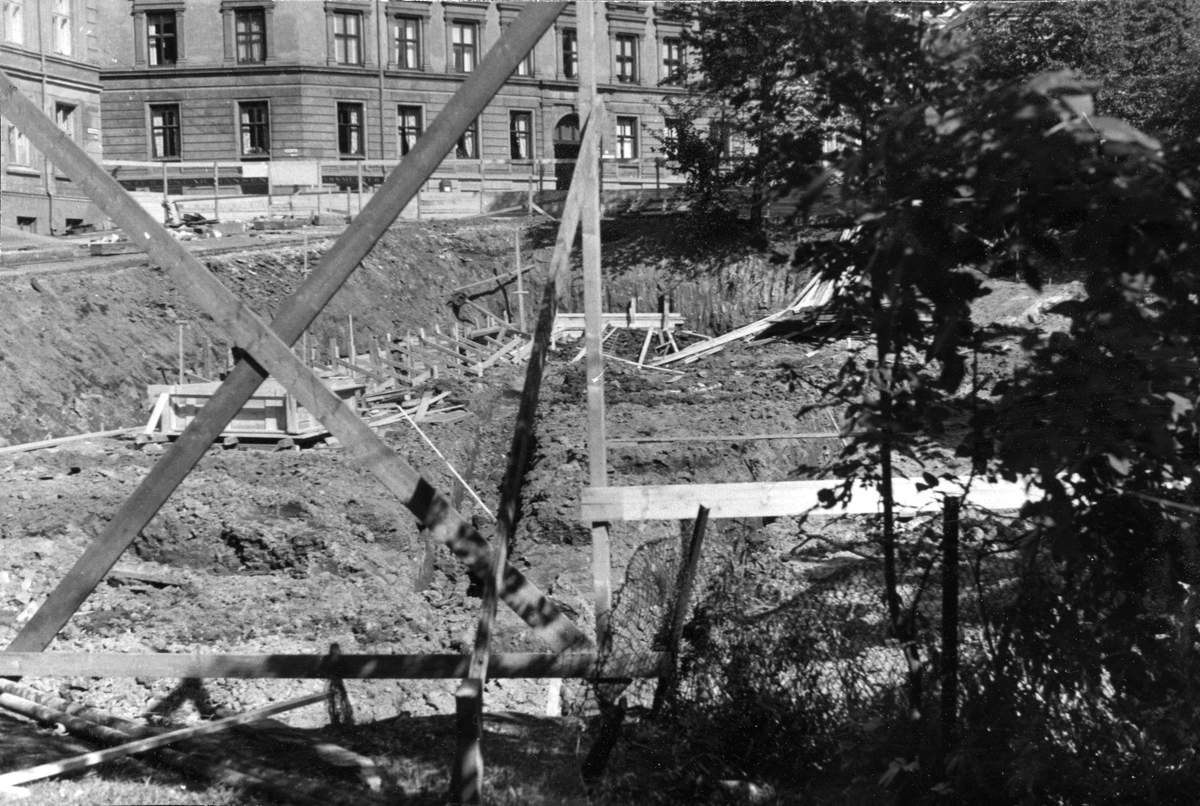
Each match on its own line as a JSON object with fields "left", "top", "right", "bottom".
{"left": 580, "top": 478, "right": 1038, "bottom": 522}
{"left": 608, "top": 432, "right": 849, "bottom": 445}
{"left": 0, "top": 652, "right": 668, "bottom": 680}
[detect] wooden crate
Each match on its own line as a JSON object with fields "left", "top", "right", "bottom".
{"left": 147, "top": 376, "right": 365, "bottom": 439}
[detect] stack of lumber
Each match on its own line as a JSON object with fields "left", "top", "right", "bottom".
{"left": 363, "top": 389, "right": 471, "bottom": 427}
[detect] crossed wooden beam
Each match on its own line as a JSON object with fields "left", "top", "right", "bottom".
{"left": 0, "top": 1, "right": 593, "bottom": 657}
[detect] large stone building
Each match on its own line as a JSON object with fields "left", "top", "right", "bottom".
{"left": 0, "top": 0, "right": 104, "bottom": 234}
{"left": 96, "top": 0, "right": 687, "bottom": 199}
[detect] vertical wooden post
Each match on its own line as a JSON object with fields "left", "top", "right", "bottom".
{"left": 302, "top": 331, "right": 310, "bottom": 369}
{"left": 177, "top": 323, "right": 185, "bottom": 384}
{"left": 348, "top": 314, "right": 357, "bottom": 378}
{"left": 515, "top": 230, "right": 527, "bottom": 331}
{"left": 479, "top": 158, "right": 486, "bottom": 214}
{"left": 203, "top": 336, "right": 213, "bottom": 380}
{"left": 316, "top": 160, "right": 323, "bottom": 219}
{"left": 653, "top": 505, "right": 709, "bottom": 713}
{"left": 578, "top": 0, "right": 611, "bottom": 651}
{"left": 451, "top": 678, "right": 483, "bottom": 805}
{"left": 406, "top": 329, "right": 415, "bottom": 376}
{"left": 940, "top": 496, "right": 961, "bottom": 763}
{"left": 329, "top": 336, "right": 338, "bottom": 369}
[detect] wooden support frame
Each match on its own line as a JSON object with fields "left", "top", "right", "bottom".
{"left": 0, "top": 2, "right": 586, "bottom": 658}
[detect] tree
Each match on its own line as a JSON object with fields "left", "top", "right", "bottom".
{"left": 661, "top": 2, "right": 946, "bottom": 230}
{"left": 969, "top": 0, "right": 1200, "bottom": 141}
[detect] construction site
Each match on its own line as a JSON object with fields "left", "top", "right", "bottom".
{"left": 0, "top": 5, "right": 1095, "bottom": 806}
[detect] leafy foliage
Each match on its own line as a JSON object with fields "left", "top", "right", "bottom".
{"left": 970, "top": 0, "right": 1200, "bottom": 141}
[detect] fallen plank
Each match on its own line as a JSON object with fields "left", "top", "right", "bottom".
{"left": 580, "top": 478, "right": 1039, "bottom": 522}
{"left": 0, "top": 428, "right": 137, "bottom": 456}
{"left": 0, "top": 652, "right": 669, "bottom": 680}
{"left": 0, "top": 692, "right": 327, "bottom": 789}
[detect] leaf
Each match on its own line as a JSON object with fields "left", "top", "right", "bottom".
{"left": 1166, "top": 392, "right": 1193, "bottom": 419}
{"left": 1107, "top": 453, "right": 1132, "bottom": 476}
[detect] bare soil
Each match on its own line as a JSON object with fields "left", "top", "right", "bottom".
{"left": 0, "top": 215, "right": 1077, "bottom": 803}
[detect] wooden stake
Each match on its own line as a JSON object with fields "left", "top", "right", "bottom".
{"left": 348, "top": 314, "right": 357, "bottom": 380}
{"left": 204, "top": 336, "right": 213, "bottom": 379}
{"left": 177, "top": 323, "right": 185, "bottom": 384}
{"left": 515, "top": 230, "right": 527, "bottom": 331}
{"left": 451, "top": 678, "right": 483, "bottom": 805}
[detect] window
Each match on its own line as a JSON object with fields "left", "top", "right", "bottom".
{"left": 333, "top": 11, "right": 362, "bottom": 65}
{"left": 146, "top": 11, "right": 178, "bottom": 67}
{"left": 450, "top": 21, "right": 476, "bottom": 73}
{"left": 394, "top": 16, "right": 419, "bottom": 69}
{"left": 562, "top": 28, "right": 577, "bottom": 79}
{"left": 662, "top": 117, "right": 680, "bottom": 152}
{"left": 337, "top": 102, "right": 364, "bottom": 156}
{"left": 616, "top": 116, "right": 638, "bottom": 159}
{"left": 455, "top": 118, "right": 478, "bottom": 159}
{"left": 510, "top": 111, "right": 532, "bottom": 160}
{"left": 239, "top": 101, "right": 269, "bottom": 156}
{"left": 3, "top": 1, "right": 23, "bottom": 46}
{"left": 7, "top": 124, "right": 31, "bottom": 167}
{"left": 16, "top": 216, "right": 36, "bottom": 233}
{"left": 51, "top": 0, "right": 71, "bottom": 56}
{"left": 398, "top": 105, "right": 422, "bottom": 156}
{"left": 662, "top": 37, "right": 683, "bottom": 85}
{"left": 235, "top": 8, "right": 266, "bottom": 63}
{"left": 55, "top": 103, "right": 75, "bottom": 140}
{"left": 150, "top": 104, "right": 181, "bottom": 159}
{"left": 514, "top": 50, "right": 532, "bottom": 77}
{"left": 615, "top": 34, "right": 638, "bottom": 83}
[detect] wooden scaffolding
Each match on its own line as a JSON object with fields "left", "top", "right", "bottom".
{"left": 0, "top": 3, "right": 1038, "bottom": 801}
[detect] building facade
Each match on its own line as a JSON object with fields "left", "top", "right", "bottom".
{"left": 96, "top": 0, "right": 688, "bottom": 197}
{"left": 1, "top": 0, "right": 104, "bottom": 233}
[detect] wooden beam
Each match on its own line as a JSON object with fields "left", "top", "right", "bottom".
{"left": 580, "top": 478, "right": 1037, "bottom": 522}
{"left": 0, "top": 693, "right": 327, "bottom": 789}
{"left": 608, "top": 432, "right": 848, "bottom": 445}
{"left": 578, "top": 2, "right": 612, "bottom": 653}
{"left": 0, "top": 652, "right": 668, "bottom": 680}
{"left": 0, "top": 4, "right": 584, "bottom": 656}
{"left": 0, "top": 428, "right": 137, "bottom": 456}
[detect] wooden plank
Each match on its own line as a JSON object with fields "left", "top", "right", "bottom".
{"left": 0, "top": 652, "right": 668, "bottom": 680}
{"left": 419, "top": 336, "right": 476, "bottom": 368}
{"left": 0, "top": 428, "right": 137, "bottom": 456}
{"left": 0, "top": 5, "right": 587, "bottom": 657}
{"left": 580, "top": 478, "right": 1038, "bottom": 522}
{"left": 0, "top": 693, "right": 327, "bottom": 788}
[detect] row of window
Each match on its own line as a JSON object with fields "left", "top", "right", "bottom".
{"left": 137, "top": 7, "right": 684, "bottom": 84}
{"left": 5, "top": 102, "right": 77, "bottom": 169}
{"left": 143, "top": 102, "right": 645, "bottom": 161}
{"left": 3, "top": 0, "right": 74, "bottom": 56}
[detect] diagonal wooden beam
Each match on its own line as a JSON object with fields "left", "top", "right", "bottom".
{"left": 1, "top": 2, "right": 589, "bottom": 655}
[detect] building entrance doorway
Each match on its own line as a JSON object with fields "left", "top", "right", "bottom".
{"left": 553, "top": 113, "right": 580, "bottom": 190}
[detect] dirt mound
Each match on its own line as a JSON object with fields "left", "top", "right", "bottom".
{"left": 0, "top": 220, "right": 532, "bottom": 446}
